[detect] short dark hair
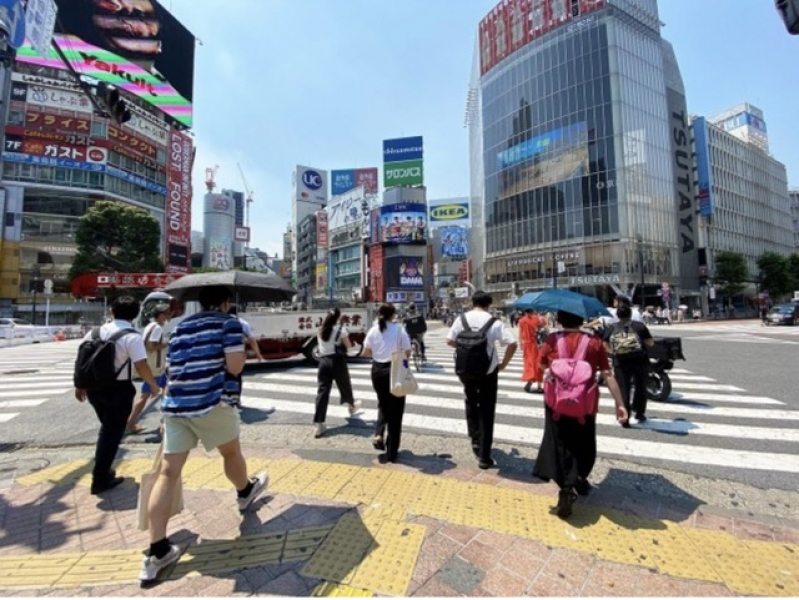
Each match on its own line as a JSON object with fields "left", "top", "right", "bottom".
{"left": 615, "top": 294, "right": 632, "bottom": 306}
{"left": 616, "top": 304, "right": 632, "bottom": 320}
{"left": 472, "top": 291, "right": 493, "bottom": 309}
{"left": 198, "top": 285, "right": 233, "bottom": 311}
{"left": 112, "top": 296, "right": 140, "bottom": 321}
{"left": 557, "top": 310, "right": 584, "bottom": 328}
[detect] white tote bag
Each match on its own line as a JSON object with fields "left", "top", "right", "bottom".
{"left": 137, "top": 442, "right": 184, "bottom": 531}
{"left": 390, "top": 326, "right": 418, "bottom": 397}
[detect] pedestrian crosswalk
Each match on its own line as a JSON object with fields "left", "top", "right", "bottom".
{"left": 240, "top": 330, "right": 799, "bottom": 475}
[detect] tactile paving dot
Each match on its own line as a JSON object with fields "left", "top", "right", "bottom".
{"left": 271, "top": 461, "right": 333, "bottom": 495}
{"left": 311, "top": 581, "right": 373, "bottom": 596}
{"left": 302, "top": 513, "right": 376, "bottom": 584}
{"left": 335, "top": 469, "right": 392, "bottom": 505}
{"left": 647, "top": 522, "right": 723, "bottom": 582}
{"left": 302, "top": 464, "right": 360, "bottom": 499}
{"left": 348, "top": 520, "right": 425, "bottom": 596}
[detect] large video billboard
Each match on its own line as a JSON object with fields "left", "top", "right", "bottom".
{"left": 16, "top": 0, "right": 195, "bottom": 127}
{"left": 377, "top": 203, "right": 427, "bottom": 245}
{"left": 479, "top": 0, "right": 607, "bottom": 76}
{"left": 331, "top": 167, "right": 378, "bottom": 196}
{"left": 498, "top": 121, "right": 589, "bottom": 196}
{"left": 439, "top": 225, "right": 469, "bottom": 260}
{"left": 385, "top": 256, "right": 425, "bottom": 289}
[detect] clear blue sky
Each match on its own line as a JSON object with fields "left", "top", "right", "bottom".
{"left": 167, "top": 0, "right": 798, "bottom": 256}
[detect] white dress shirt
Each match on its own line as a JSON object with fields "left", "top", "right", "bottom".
{"left": 447, "top": 310, "right": 516, "bottom": 374}
{"left": 82, "top": 319, "right": 146, "bottom": 380}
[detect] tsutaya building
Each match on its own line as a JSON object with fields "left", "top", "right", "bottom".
{"left": 470, "top": 0, "right": 700, "bottom": 308}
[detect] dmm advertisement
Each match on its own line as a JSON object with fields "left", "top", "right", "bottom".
{"left": 17, "top": 0, "right": 195, "bottom": 127}
{"left": 385, "top": 256, "right": 425, "bottom": 289}
{"left": 439, "top": 225, "right": 469, "bottom": 260}
{"left": 331, "top": 167, "right": 378, "bottom": 195}
{"left": 165, "top": 129, "right": 192, "bottom": 273}
{"left": 384, "top": 159, "right": 424, "bottom": 188}
{"left": 693, "top": 117, "right": 714, "bottom": 217}
{"left": 498, "top": 121, "right": 589, "bottom": 196}
{"left": 378, "top": 203, "right": 427, "bottom": 245}
{"left": 383, "top": 136, "right": 423, "bottom": 164}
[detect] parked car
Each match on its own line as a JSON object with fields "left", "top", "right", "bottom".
{"left": 767, "top": 303, "right": 799, "bottom": 326}
{"left": 0, "top": 317, "right": 36, "bottom": 338}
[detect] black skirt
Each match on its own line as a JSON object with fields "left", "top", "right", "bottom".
{"left": 532, "top": 405, "right": 597, "bottom": 490}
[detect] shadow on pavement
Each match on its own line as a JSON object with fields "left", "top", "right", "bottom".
{"left": 239, "top": 405, "right": 277, "bottom": 425}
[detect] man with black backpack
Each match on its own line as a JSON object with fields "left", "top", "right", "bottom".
{"left": 74, "top": 296, "right": 162, "bottom": 495}
{"left": 447, "top": 291, "right": 517, "bottom": 469}
{"left": 604, "top": 304, "right": 655, "bottom": 425}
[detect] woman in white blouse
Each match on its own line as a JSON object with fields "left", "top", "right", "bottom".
{"left": 313, "top": 308, "right": 360, "bottom": 438}
{"left": 361, "top": 303, "right": 411, "bottom": 462}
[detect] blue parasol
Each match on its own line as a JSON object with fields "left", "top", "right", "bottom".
{"left": 514, "top": 288, "right": 610, "bottom": 319}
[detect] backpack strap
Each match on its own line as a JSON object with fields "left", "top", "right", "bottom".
{"left": 478, "top": 316, "right": 497, "bottom": 335}
{"left": 91, "top": 326, "right": 101, "bottom": 340}
{"left": 574, "top": 334, "right": 592, "bottom": 361}
{"left": 555, "top": 332, "right": 570, "bottom": 358}
{"left": 109, "top": 328, "right": 136, "bottom": 379}
{"left": 460, "top": 314, "right": 471, "bottom": 332}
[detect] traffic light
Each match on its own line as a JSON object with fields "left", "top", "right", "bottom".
{"left": 96, "top": 82, "right": 132, "bottom": 124}
{"left": 776, "top": 0, "right": 799, "bottom": 34}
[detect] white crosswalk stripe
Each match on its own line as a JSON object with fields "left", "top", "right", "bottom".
{"left": 239, "top": 330, "right": 799, "bottom": 474}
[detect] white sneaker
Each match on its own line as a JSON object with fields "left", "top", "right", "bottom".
{"left": 139, "top": 544, "right": 181, "bottom": 587}
{"left": 314, "top": 423, "right": 327, "bottom": 438}
{"left": 348, "top": 401, "right": 362, "bottom": 416}
{"left": 237, "top": 472, "right": 269, "bottom": 512}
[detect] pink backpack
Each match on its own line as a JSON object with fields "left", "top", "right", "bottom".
{"left": 543, "top": 333, "right": 598, "bottom": 424}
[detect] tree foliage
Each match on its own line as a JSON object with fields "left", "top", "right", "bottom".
{"left": 714, "top": 251, "right": 748, "bottom": 299}
{"left": 788, "top": 254, "right": 799, "bottom": 295}
{"left": 758, "top": 252, "right": 795, "bottom": 299}
{"left": 69, "top": 201, "right": 164, "bottom": 282}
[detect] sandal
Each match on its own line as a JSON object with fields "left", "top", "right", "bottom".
{"left": 125, "top": 425, "right": 146, "bottom": 436}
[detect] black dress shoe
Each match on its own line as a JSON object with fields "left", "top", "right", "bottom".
{"left": 575, "top": 478, "right": 592, "bottom": 496}
{"left": 635, "top": 413, "right": 647, "bottom": 423}
{"left": 91, "top": 476, "right": 125, "bottom": 496}
{"left": 557, "top": 489, "right": 577, "bottom": 519}
{"left": 478, "top": 458, "right": 495, "bottom": 470}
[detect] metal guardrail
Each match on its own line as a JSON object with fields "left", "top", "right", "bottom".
{"left": 0, "top": 326, "right": 83, "bottom": 347}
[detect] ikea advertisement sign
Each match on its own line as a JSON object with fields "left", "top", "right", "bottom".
{"left": 428, "top": 197, "right": 470, "bottom": 229}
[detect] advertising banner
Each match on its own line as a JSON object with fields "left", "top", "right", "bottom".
{"left": 165, "top": 129, "right": 192, "bottom": 273}
{"left": 315, "top": 261, "right": 327, "bottom": 289}
{"left": 316, "top": 210, "right": 329, "bottom": 247}
{"left": 383, "top": 159, "right": 424, "bottom": 188}
{"left": 693, "top": 118, "right": 714, "bottom": 217}
{"left": 370, "top": 208, "right": 381, "bottom": 245}
{"left": 11, "top": 78, "right": 93, "bottom": 113}
{"left": 295, "top": 165, "right": 328, "bottom": 205}
{"left": 383, "top": 136, "right": 423, "bottom": 164}
{"left": 428, "top": 199, "right": 470, "bottom": 229}
{"left": 108, "top": 125, "right": 158, "bottom": 159}
{"left": 331, "top": 169, "right": 355, "bottom": 196}
{"left": 95, "top": 272, "right": 184, "bottom": 289}
{"left": 384, "top": 256, "right": 425, "bottom": 289}
{"left": 355, "top": 168, "right": 379, "bottom": 194}
{"left": 327, "top": 187, "right": 366, "bottom": 231}
{"left": 234, "top": 226, "right": 250, "bottom": 243}
{"left": 24, "top": 0, "right": 58, "bottom": 58}
{"left": 378, "top": 203, "right": 427, "bottom": 245}
{"left": 13, "top": 139, "right": 107, "bottom": 163}
{"left": 25, "top": 110, "right": 90, "bottom": 134}
{"left": 439, "top": 225, "right": 469, "bottom": 259}
{"left": 209, "top": 238, "right": 232, "bottom": 271}
{"left": 17, "top": 0, "right": 195, "bottom": 127}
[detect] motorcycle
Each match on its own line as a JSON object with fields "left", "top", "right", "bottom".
{"left": 646, "top": 337, "right": 685, "bottom": 402}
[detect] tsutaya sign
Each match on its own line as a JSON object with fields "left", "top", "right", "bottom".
{"left": 569, "top": 274, "right": 620, "bottom": 286}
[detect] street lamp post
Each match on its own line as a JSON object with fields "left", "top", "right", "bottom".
{"left": 31, "top": 265, "right": 41, "bottom": 325}
{"left": 637, "top": 236, "right": 645, "bottom": 308}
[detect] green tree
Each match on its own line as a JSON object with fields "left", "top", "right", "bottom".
{"left": 714, "top": 251, "right": 748, "bottom": 300}
{"left": 788, "top": 254, "right": 799, "bottom": 294}
{"left": 758, "top": 251, "right": 795, "bottom": 299}
{"left": 69, "top": 201, "right": 164, "bottom": 282}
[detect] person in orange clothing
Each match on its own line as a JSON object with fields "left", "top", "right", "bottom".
{"left": 519, "top": 309, "right": 546, "bottom": 393}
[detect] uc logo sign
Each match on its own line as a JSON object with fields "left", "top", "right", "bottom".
{"left": 431, "top": 204, "right": 469, "bottom": 221}
{"left": 302, "top": 170, "right": 323, "bottom": 191}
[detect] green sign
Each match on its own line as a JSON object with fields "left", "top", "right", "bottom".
{"left": 383, "top": 159, "right": 423, "bottom": 188}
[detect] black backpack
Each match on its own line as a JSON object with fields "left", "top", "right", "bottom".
{"left": 74, "top": 327, "right": 136, "bottom": 391}
{"left": 454, "top": 315, "right": 497, "bottom": 380}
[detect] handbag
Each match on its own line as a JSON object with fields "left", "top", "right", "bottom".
{"left": 333, "top": 326, "right": 347, "bottom": 357}
{"left": 137, "top": 441, "right": 184, "bottom": 531}
{"left": 390, "top": 326, "right": 418, "bottom": 397}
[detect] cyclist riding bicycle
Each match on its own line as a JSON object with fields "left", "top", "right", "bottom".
{"left": 403, "top": 304, "right": 428, "bottom": 363}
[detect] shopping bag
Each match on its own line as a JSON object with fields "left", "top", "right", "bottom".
{"left": 390, "top": 327, "right": 418, "bottom": 397}
{"left": 137, "top": 442, "right": 184, "bottom": 531}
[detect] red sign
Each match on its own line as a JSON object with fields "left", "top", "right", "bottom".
{"left": 355, "top": 168, "right": 379, "bottom": 195}
{"left": 25, "top": 110, "right": 90, "bottom": 134}
{"left": 20, "top": 139, "right": 107, "bottom": 163}
{"left": 165, "top": 130, "right": 193, "bottom": 273}
{"left": 316, "top": 211, "right": 329, "bottom": 247}
{"left": 108, "top": 125, "right": 158, "bottom": 159}
{"left": 479, "top": 0, "right": 606, "bottom": 75}
{"left": 96, "top": 273, "right": 185, "bottom": 289}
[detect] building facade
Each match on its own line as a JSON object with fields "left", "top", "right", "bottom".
{"left": 473, "top": 0, "right": 690, "bottom": 306}
{"left": 790, "top": 189, "right": 799, "bottom": 250}
{"left": 221, "top": 188, "right": 245, "bottom": 266}
{"left": 692, "top": 115, "right": 794, "bottom": 286}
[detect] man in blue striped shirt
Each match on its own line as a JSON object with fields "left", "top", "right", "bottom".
{"left": 140, "top": 285, "right": 268, "bottom": 587}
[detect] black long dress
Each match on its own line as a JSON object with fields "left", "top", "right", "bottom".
{"left": 532, "top": 406, "right": 597, "bottom": 491}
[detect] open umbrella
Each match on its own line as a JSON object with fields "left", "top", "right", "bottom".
{"left": 514, "top": 288, "right": 610, "bottom": 319}
{"left": 163, "top": 270, "right": 296, "bottom": 303}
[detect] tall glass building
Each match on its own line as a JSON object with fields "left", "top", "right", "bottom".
{"left": 471, "top": 0, "right": 694, "bottom": 306}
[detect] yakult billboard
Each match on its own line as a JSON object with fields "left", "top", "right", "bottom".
{"left": 165, "top": 130, "right": 193, "bottom": 273}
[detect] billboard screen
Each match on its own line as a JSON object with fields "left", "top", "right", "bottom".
{"left": 378, "top": 203, "right": 427, "bottom": 245}
{"left": 498, "top": 121, "right": 589, "bottom": 197}
{"left": 479, "top": 0, "right": 607, "bottom": 75}
{"left": 295, "top": 165, "right": 328, "bottom": 205}
{"left": 693, "top": 118, "right": 714, "bottom": 217}
{"left": 384, "top": 159, "right": 423, "bottom": 188}
{"left": 383, "top": 136, "right": 423, "bottom": 164}
{"left": 385, "top": 256, "right": 425, "bottom": 289}
{"left": 439, "top": 225, "right": 469, "bottom": 259}
{"left": 428, "top": 198, "right": 470, "bottom": 229}
{"left": 16, "top": 0, "right": 195, "bottom": 127}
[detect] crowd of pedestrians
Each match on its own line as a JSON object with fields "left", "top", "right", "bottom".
{"left": 70, "top": 286, "right": 663, "bottom": 586}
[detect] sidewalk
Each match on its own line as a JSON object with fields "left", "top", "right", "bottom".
{"left": 0, "top": 431, "right": 797, "bottom": 597}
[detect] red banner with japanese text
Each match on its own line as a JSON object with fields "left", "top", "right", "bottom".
{"left": 165, "top": 130, "right": 193, "bottom": 273}
{"left": 95, "top": 273, "right": 186, "bottom": 289}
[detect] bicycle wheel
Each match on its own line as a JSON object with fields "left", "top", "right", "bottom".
{"left": 412, "top": 341, "right": 422, "bottom": 372}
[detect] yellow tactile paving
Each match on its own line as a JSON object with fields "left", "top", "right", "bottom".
{"left": 311, "top": 581, "right": 373, "bottom": 596}
{"left": 13, "top": 457, "right": 799, "bottom": 597}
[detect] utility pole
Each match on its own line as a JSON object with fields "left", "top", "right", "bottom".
{"left": 637, "top": 236, "right": 646, "bottom": 308}
{"left": 552, "top": 252, "right": 558, "bottom": 289}
{"left": 30, "top": 265, "right": 40, "bottom": 325}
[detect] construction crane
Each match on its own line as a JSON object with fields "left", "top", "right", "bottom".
{"left": 237, "top": 162, "right": 254, "bottom": 228}
{"left": 205, "top": 165, "right": 219, "bottom": 192}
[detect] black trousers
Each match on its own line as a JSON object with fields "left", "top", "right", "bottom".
{"left": 87, "top": 381, "right": 136, "bottom": 485}
{"left": 314, "top": 354, "right": 355, "bottom": 423}
{"left": 458, "top": 371, "right": 499, "bottom": 462}
{"left": 614, "top": 359, "right": 649, "bottom": 416}
{"left": 371, "top": 362, "right": 405, "bottom": 461}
